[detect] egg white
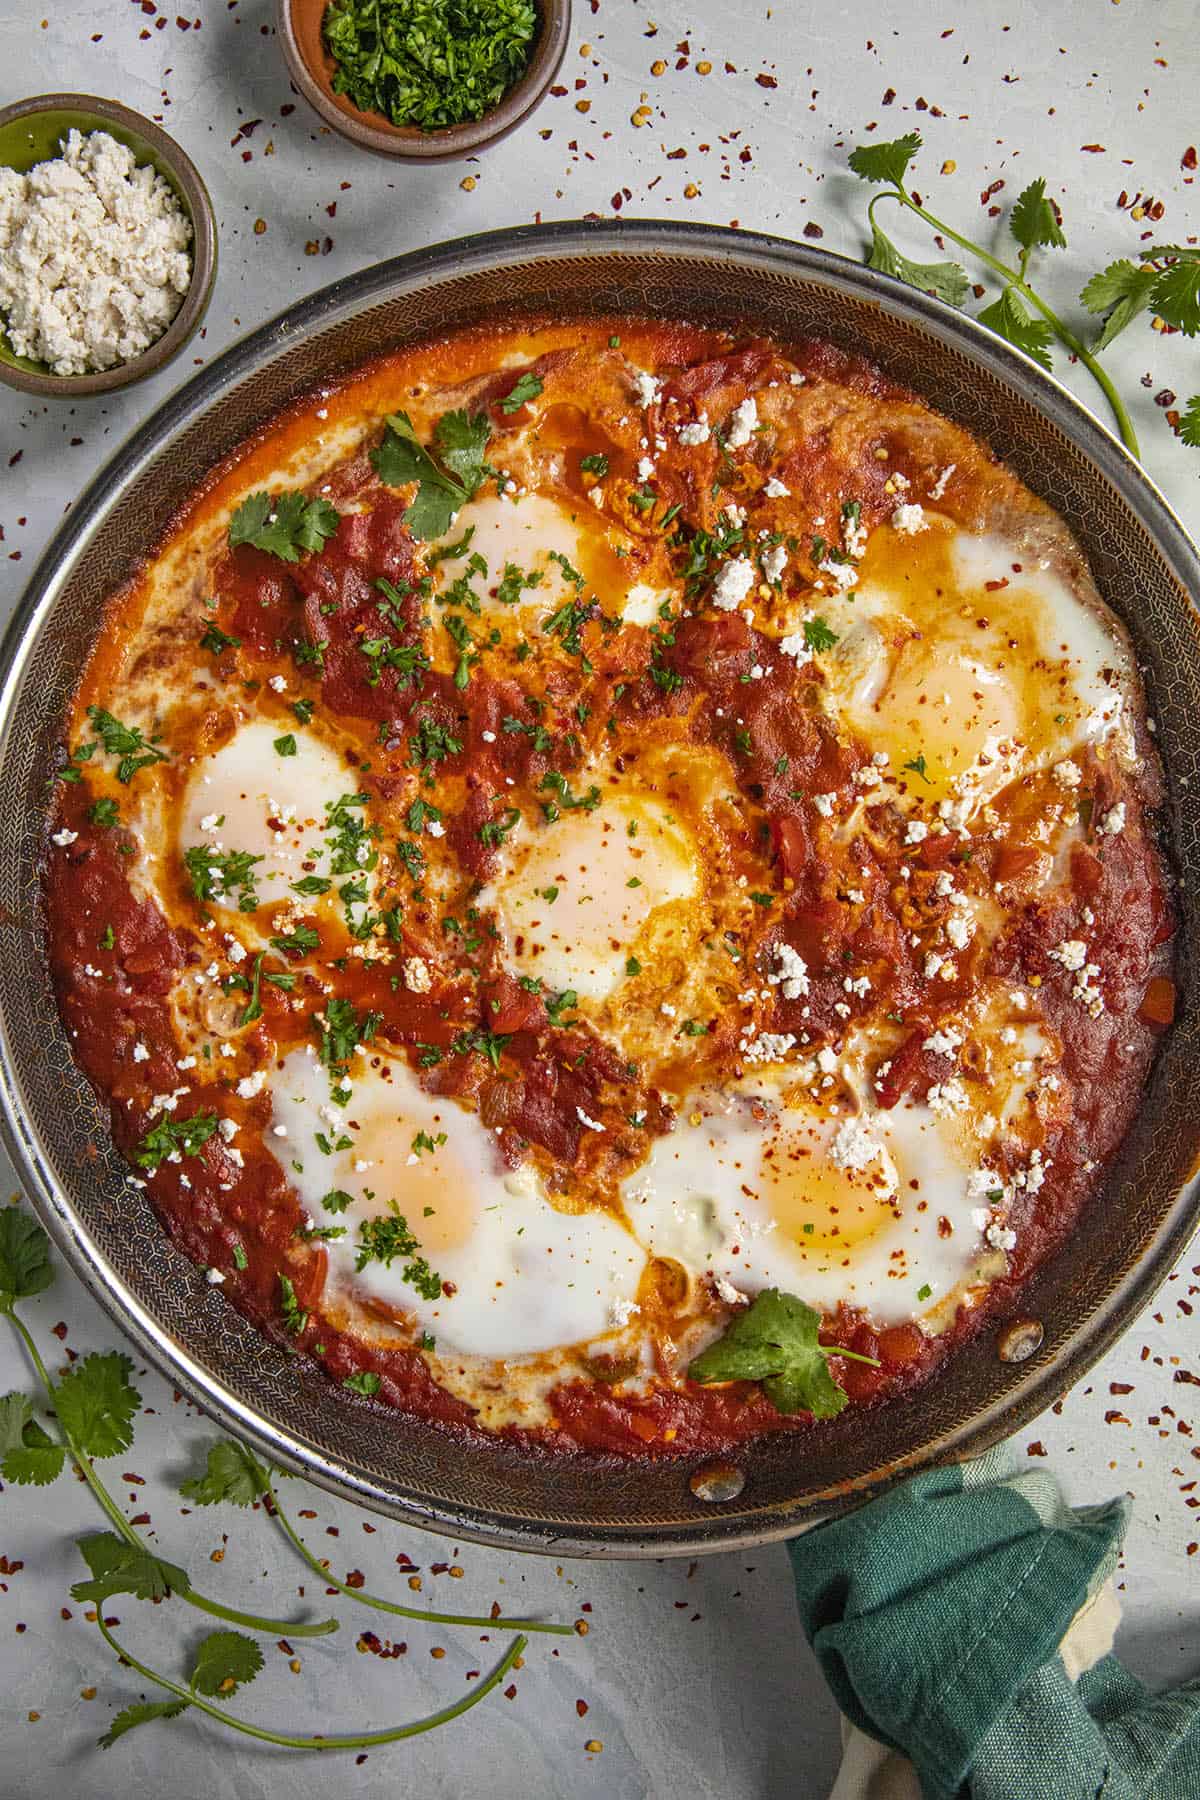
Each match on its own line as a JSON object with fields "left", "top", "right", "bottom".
{"left": 270, "top": 1048, "right": 645, "bottom": 1359}
{"left": 180, "top": 721, "right": 359, "bottom": 909}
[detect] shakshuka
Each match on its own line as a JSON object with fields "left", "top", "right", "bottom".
{"left": 44, "top": 320, "right": 1175, "bottom": 1457}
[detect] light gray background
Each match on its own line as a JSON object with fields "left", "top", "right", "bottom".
{"left": 1, "top": 2, "right": 1198, "bottom": 1795}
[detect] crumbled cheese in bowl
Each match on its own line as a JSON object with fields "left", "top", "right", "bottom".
{"left": 0, "top": 129, "right": 192, "bottom": 377}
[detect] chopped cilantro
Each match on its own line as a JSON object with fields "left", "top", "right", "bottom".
{"left": 228, "top": 491, "right": 340, "bottom": 563}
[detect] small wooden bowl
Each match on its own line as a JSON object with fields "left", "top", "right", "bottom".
{"left": 277, "top": 0, "right": 571, "bottom": 162}
{"left": 0, "top": 94, "right": 216, "bottom": 400}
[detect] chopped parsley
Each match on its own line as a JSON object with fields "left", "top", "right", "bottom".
{"left": 315, "top": 997, "right": 382, "bottom": 1073}
{"left": 278, "top": 1273, "right": 308, "bottom": 1335}
{"left": 135, "top": 1109, "right": 219, "bottom": 1172}
{"left": 85, "top": 707, "right": 169, "bottom": 784}
{"left": 184, "top": 846, "right": 263, "bottom": 912}
{"left": 342, "top": 1370, "right": 381, "bottom": 1396}
{"left": 804, "top": 616, "right": 839, "bottom": 653}
{"left": 539, "top": 771, "right": 601, "bottom": 820}
{"left": 200, "top": 623, "right": 241, "bottom": 655}
{"left": 88, "top": 797, "right": 120, "bottom": 828}
{"left": 580, "top": 452, "right": 609, "bottom": 479}
{"left": 354, "top": 1202, "right": 442, "bottom": 1299}
{"left": 479, "top": 805, "right": 521, "bottom": 848}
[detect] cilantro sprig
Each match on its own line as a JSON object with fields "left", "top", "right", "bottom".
{"left": 228, "top": 490, "right": 341, "bottom": 562}
{"left": 371, "top": 409, "right": 493, "bottom": 540}
{"left": 688, "top": 1288, "right": 878, "bottom": 1418}
{"left": 0, "top": 1204, "right": 571, "bottom": 1756}
{"left": 846, "top": 132, "right": 1200, "bottom": 457}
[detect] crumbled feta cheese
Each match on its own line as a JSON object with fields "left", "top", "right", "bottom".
{"left": 225, "top": 938, "right": 247, "bottom": 964}
{"left": 677, "top": 414, "right": 711, "bottom": 445}
{"left": 891, "top": 502, "right": 928, "bottom": 534}
{"left": 425, "top": 819, "right": 445, "bottom": 838}
{"left": 927, "top": 1078, "right": 969, "bottom": 1116}
{"left": 714, "top": 1274, "right": 746, "bottom": 1307}
{"left": 924, "top": 952, "right": 945, "bottom": 980}
{"left": 576, "top": 1107, "right": 605, "bottom": 1133}
{"left": 816, "top": 1045, "right": 839, "bottom": 1075}
{"left": 608, "top": 1297, "right": 641, "bottom": 1328}
{"left": 929, "top": 463, "right": 956, "bottom": 500}
{"left": 711, "top": 556, "right": 756, "bottom": 611}
{"left": 933, "top": 870, "right": 956, "bottom": 898}
{"left": 761, "top": 543, "right": 788, "bottom": 583}
{"left": 268, "top": 675, "right": 288, "bottom": 693}
{"left": 51, "top": 828, "right": 78, "bottom": 847}
{"left": 740, "top": 1030, "right": 797, "bottom": 1065}
{"left": 1050, "top": 939, "right": 1088, "bottom": 973}
{"left": 905, "top": 819, "right": 929, "bottom": 846}
{"left": 725, "top": 396, "right": 758, "bottom": 447}
{"left": 923, "top": 1026, "right": 963, "bottom": 1057}
{"left": 778, "top": 631, "right": 813, "bottom": 665}
{"left": 0, "top": 129, "right": 192, "bottom": 376}
{"left": 817, "top": 558, "right": 860, "bottom": 593}
{"left": 636, "top": 455, "right": 656, "bottom": 481}
{"left": 1097, "top": 802, "right": 1126, "bottom": 836}
{"left": 763, "top": 475, "right": 790, "bottom": 498}
{"left": 985, "top": 1221, "right": 1018, "bottom": 1252}
{"left": 199, "top": 813, "right": 221, "bottom": 833}
{"left": 768, "top": 942, "right": 810, "bottom": 1001}
{"left": 632, "top": 369, "right": 661, "bottom": 407}
{"left": 1051, "top": 760, "right": 1081, "bottom": 790}
{"left": 131, "top": 1042, "right": 150, "bottom": 1063}
{"left": 206, "top": 1267, "right": 226, "bottom": 1285}
{"left": 236, "top": 1071, "right": 267, "bottom": 1100}
{"left": 218, "top": 1117, "right": 238, "bottom": 1142}
{"left": 830, "top": 1117, "right": 885, "bottom": 1173}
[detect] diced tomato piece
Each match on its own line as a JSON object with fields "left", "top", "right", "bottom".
{"left": 994, "top": 843, "right": 1040, "bottom": 882}
{"left": 772, "top": 813, "right": 810, "bottom": 881}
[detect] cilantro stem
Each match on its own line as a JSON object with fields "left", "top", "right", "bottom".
{"left": 867, "top": 190, "right": 1141, "bottom": 457}
{"left": 6, "top": 1310, "right": 337, "bottom": 1641}
{"left": 263, "top": 1470, "right": 573, "bottom": 1637}
{"left": 95, "top": 1615, "right": 525, "bottom": 1750}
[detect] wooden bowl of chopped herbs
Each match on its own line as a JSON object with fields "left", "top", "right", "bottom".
{"left": 277, "top": 0, "right": 570, "bottom": 161}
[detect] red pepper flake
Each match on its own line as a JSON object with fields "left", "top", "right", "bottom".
{"left": 803, "top": 221, "right": 824, "bottom": 239}
{"left": 344, "top": 1569, "right": 365, "bottom": 1588}
{"left": 1109, "top": 1382, "right": 1134, "bottom": 1395}
{"left": 1081, "top": 144, "right": 1106, "bottom": 154}
{"left": 755, "top": 73, "right": 778, "bottom": 89}
{"left": 882, "top": 87, "right": 896, "bottom": 104}
{"left": 51, "top": 1321, "right": 67, "bottom": 1339}
{"left": 0, "top": 1557, "right": 24, "bottom": 1575}
{"left": 1183, "top": 146, "right": 1198, "bottom": 171}
{"left": 504, "top": 1683, "right": 518, "bottom": 1699}
{"left": 980, "top": 179, "right": 1005, "bottom": 206}
{"left": 576, "top": 1699, "right": 589, "bottom": 1716}
{"left": 1104, "top": 1410, "right": 1131, "bottom": 1426}
{"left": 1027, "top": 1440, "right": 1047, "bottom": 1456}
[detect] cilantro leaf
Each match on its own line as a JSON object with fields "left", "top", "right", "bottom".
{"left": 1080, "top": 258, "right": 1160, "bottom": 350}
{"left": 189, "top": 1629, "right": 264, "bottom": 1700}
{"left": 1009, "top": 177, "right": 1066, "bottom": 253}
{"left": 53, "top": 1351, "right": 139, "bottom": 1458}
{"left": 1150, "top": 257, "right": 1200, "bottom": 337}
{"left": 228, "top": 491, "right": 340, "bottom": 562}
{"left": 0, "top": 1208, "right": 53, "bottom": 1310}
{"left": 70, "top": 1530, "right": 189, "bottom": 1603}
{"left": 867, "top": 220, "right": 968, "bottom": 307}
{"left": 371, "top": 410, "right": 492, "bottom": 541}
{"left": 1180, "top": 395, "right": 1200, "bottom": 449}
{"left": 99, "top": 1699, "right": 189, "bottom": 1749}
{"left": 687, "top": 1288, "right": 850, "bottom": 1418}
{"left": 500, "top": 371, "right": 543, "bottom": 414}
{"left": 803, "top": 616, "right": 839, "bottom": 653}
{"left": 976, "top": 286, "right": 1054, "bottom": 371}
{"left": 848, "top": 131, "right": 923, "bottom": 187}
{"left": 0, "top": 1391, "right": 66, "bottom": 1485}
{"left": 433, "top": 409, "right": 492, "bottom": 492}
{"left": 180, "top": 1438, "right": 269, "bottom": 1508}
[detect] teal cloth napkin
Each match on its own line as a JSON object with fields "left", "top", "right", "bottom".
{"left": 788, "top": 1448, "right": 1200, "bottom": 1800}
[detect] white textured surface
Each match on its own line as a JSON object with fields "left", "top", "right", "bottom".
{"left": 0, "top": 2, "right": 1198, "bottom": 1794}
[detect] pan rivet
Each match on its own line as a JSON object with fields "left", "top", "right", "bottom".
{"left": 997, "top": 1317, "right": 1044, "bottom": 1363}
{"left": 689, "top": 1460, "right": 745, "bottom": 1503}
